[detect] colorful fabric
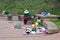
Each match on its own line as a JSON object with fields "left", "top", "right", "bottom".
{"left": 36, "top": 19, "right": 41, "bottom": 24}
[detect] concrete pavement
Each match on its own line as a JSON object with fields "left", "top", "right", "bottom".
{"left": 0, "top": 19, "right": 60, "bottom": 40}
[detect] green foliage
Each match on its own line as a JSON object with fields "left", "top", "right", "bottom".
{"left": 54, "top": 19, "right": 60, "bottom": 28}
{"left": 0, "top": 0, "right": 60, "bottom": 15}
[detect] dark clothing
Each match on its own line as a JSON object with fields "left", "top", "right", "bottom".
{"left": 5, "top": 11, "right": 9, "bottom": 15}
{"left": 24, "top": 20, "right": 27, "bottom": 24}
{"left": 32, "top": 28, "right": 36, "bottom": 32}
{"left": 7, "top": 16, "right": 12, "bottom": 20}
{"left": 24, "top": 17, "right": 28, "bottom": 24}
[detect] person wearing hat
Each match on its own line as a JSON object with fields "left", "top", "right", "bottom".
{"left": 2, "top": 10, "right": 9, "bottom": 15}
{"left": 24, "top": 9, "right": 31, "bottom": 19}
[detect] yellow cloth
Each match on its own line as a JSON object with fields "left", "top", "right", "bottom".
{"left": 35, "top": 23, "right": 38, "bottom": 26}
{"left": 31, "top": 24, "right": 35, "bottom": 29}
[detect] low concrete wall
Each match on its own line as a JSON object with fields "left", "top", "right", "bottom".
{"left": 44, "top": 21, "right": 59, "bottom": 34}
{"left": 36, "top": 14, "right": 60, "bottom": 21}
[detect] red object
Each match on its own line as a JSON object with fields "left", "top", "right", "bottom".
{"left": 24, "top": 17, "right": 28, "bottom": 20}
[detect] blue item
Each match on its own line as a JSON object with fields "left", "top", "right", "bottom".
{"left": 15, "top": 25, "right": 21, "bottom": 29}
{"left": 32, "top": 28, "right": 36, "bottom": 32}
{"left": 44, "top": 12, "right": 48, "bottom": 16}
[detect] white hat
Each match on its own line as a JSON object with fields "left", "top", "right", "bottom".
{"left": 24, "top": 9, "right": 29, "bottom": 14}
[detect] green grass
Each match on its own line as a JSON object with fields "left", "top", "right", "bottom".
{"left": 0, "top": 0, "right": 60, "bottom": 15}
{"left": 54, "top": 19, "right": 60, "bottom": 28}
{"left": 0, "top": 0, "right": 60, "bottom": 27}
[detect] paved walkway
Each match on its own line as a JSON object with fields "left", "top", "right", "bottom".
{"left": 0, "top": 19, "right": 60, "bottom": 40}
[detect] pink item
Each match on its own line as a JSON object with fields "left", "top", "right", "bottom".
{"left": 42, "top": 29, "right": 48, "bottom": 34}
{"left": 21, "top": 23, "right": 25, "bottom": 27}
{"left": 41, "top": 27, "right": 46, "bottom": 34}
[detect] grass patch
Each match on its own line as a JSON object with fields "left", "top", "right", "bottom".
{"left": 0, "top": 0, "right": 60, "bottom": 15}
{"left": 53, "top": 19, "right": 60, "bottom": 28}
